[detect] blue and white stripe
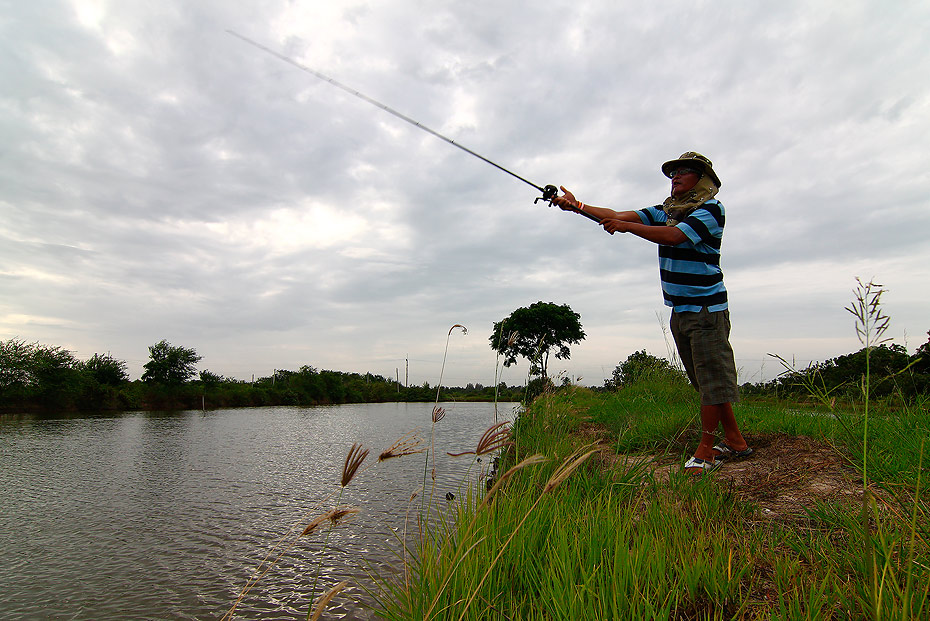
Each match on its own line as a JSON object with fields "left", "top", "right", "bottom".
{"left": 637, "top": 199, "right": 728, "bottom": 313}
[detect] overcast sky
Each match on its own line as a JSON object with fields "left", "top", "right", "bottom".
{"left": 3, "top": 0, "right": 929, "bottom": 389}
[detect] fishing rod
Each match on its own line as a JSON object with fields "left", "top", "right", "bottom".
{"left": 227, "top": 30, "right": 601, "bottom": 223}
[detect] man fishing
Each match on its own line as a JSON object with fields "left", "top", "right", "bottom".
{"left": 229, "top": 40, "right": 750, "bottom": 471}
{"left": 552, "top": 152, "right": 751, "bottom": 472}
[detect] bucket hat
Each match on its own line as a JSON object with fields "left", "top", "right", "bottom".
{"left": 661, "top": 151, "right": 721, "bottom": 188}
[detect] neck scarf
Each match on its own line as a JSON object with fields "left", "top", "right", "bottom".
{"left": 661, "top": 175, "right": 719, "bottom": 226}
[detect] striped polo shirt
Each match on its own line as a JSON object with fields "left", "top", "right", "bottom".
{"left": 636, "top": 199, "right": 728, "bottom": 313}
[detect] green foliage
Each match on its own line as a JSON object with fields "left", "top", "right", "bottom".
{"left": 378, "top": 387, "right": 929, "bottom": 620}
{"left": 490, "top": 301, "right": 585, "bottom": 378}
{"left": 524, "top": 376, "right": 555, "bottom": 403}
{"left": 0, "top": 338, "right": 81, "bottom": 407}
{"left": 607, "top": 349, "right": 687, "bottom": 389}
{"left": 141, "top": 340, "right": 202, "bottom": 385}
{"left": 0, "top": 337, "right": 34, "bottom": 389}
{"left": 80, "top": 353, "right": 129, "bottom": 386}
{"left": 199, "top": 369, "right": 224, "bottom": 383}
{"left": 0, "top": 336, "right": 527, "bottom": 412}
{"left": 758, "top": 343, "right": 926, "bottom": 401}
{"left": 0, "top": 339, "right": 135, "bottom": 410}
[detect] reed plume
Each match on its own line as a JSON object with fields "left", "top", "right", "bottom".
{"left": 447, "top": 421, "right": 512, "bottom": 457}
{"left": 479, "top": 454, "right": 547, "bottom": 509}
{"left": 543, "top": 444, "right": 602, "bottom": 493}
{"left": 309, "top": 581, "right": 347, "bottom": 621}
{"left": 431, "top": 406, "right": 446, "bottom": 423}
{"left": 379, "top": 431, "right": 425, "bottom": 461}
{"left": 301, "top": 507, "right": 361, "bottom": 537}
{"left": 342, "top": 443, "right": 369, "bottom": 487}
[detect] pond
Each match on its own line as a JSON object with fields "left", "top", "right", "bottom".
{"left": 0, "top": 401, "right": 519, "bottom": 619}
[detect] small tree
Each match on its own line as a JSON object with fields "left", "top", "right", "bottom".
{"left": 141, "top": 340, "right": 201, "bottom": 385}
{"left": 199, "top": 370, "right": 226, "bottom": 386}
{"left": 0, "top": 338, "right": 35, "bottom": 391}
{"left": 490, "top": 301, "right": 585, "bottom": 378}
{"left": 608, "top": 350, "right": 686, "bottom": 389}
{"left": 80, "top": 353, "right": 129, "bottom": 386}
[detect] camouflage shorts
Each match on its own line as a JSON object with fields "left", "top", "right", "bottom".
{"left": 670, "top": 308, "right": 739, "bottom": 405}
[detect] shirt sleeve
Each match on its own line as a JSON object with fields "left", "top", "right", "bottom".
{"left": 677, "top": 201, "right": 724, "bottom": 247}
{"left": 637, "top": 205, "right": 667, "bottom": 226}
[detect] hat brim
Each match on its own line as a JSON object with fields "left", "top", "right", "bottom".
{"left": 661, "top": 158, "right": 721, "bottom": 187}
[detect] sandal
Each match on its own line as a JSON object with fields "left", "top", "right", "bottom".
{"left": 712, "top": 443, "right": 753, "bottom": 461}
{"left": 684, "top": 456, "right": 722, "bottom": 472}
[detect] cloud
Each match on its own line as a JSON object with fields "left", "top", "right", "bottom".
{"left": 3, "top": 0, "right": 929, "bottom": 386}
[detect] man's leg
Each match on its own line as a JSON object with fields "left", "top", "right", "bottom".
{"left": 718, "top": 402, "right": 748, "bottom": 451}
{"left": 694, "top": 404, "right": 723, "bottom": 461}
{"left": 693, "top": 402, "right": 748, "bottom": 461}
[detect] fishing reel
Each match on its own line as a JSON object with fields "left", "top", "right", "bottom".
{"left": 534, "top": 184, "right": 559, "bottom": 204}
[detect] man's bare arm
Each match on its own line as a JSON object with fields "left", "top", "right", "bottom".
{"left": 601, "top": 219, "right": 687, "bottom": 245}
{"left": 553, "top": 186, "right": 685, "bottom": 245}
{"left": 551, "top": 186, "right": 641, "bottom": 222}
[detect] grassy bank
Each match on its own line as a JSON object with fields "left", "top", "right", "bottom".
{"left": 375, "top": 382, "right": 929, "bottom": 620}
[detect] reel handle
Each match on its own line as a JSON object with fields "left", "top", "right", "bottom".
{"left": 534, "top": 184, "right": 559, "bottom": 204}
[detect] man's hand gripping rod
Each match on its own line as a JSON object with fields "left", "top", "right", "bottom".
{"left": 228, "top": 30, "right": 602, "bottom": 224}
{"left": 535, "top": 185, "right": 602, "bottom": 223}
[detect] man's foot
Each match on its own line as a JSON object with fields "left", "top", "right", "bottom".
{"left": 712, "top": 443, "right": 753, "bottom": 461}
{"left": 684, "top": 456, "right": 722, "bottom": 473}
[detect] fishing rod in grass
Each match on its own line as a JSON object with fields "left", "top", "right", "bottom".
{"left": 227, "top": 30, "right": 602, "bottom": 223}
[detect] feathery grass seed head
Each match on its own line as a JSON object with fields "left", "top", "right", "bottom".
{"left": 342, "top": 443, "right": 369, "bottom": 487}
{"left": 309, "top": 581, "right": 347, "bottom": 621}
{"left": 447, "top": 421, "right": 513, "bottom": 457}
{"left": 300, "top": 506, "right": 360, "bottom": 536}
{"left": 480, "top": 454, "right": 548, "bottom": 508}
{"left": 543, "top": 445, "right": 602, "bottom": 494}
{"left": 379, "top": 431, "right": 425, "bottom": 461}
{"left": 329, "top": 506, "right": 360, "bottom": 525}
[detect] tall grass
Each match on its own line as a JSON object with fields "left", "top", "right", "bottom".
{"left": 374, "top": 280, "right": 928, "bottom": 619}
{"left": 376, "top": 384, "right": 927, "bottom": 619}
{"left": 228, "top": 295, "right": 926, "bottom": 619}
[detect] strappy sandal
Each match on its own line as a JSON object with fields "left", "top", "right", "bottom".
{"left": 684, "top": 456, "right": 722, "bottom": 472}
{"left": 712, "top": 443, "right": 754, "bottom": 461}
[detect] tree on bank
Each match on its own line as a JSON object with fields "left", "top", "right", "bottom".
{"left": 490, "top": 301, "right": 585, "bottom": 378}
{"left": 141, "top": 340, "right": 201, "bottom": 385}
{"left": 0, "top": 338, "right": 79, "bottom": 398}
{"left": 80, "top": 353, "right": 129, "bottom": 386}
{"left": 607, "top": 350, "right": 687, "bottom": 389}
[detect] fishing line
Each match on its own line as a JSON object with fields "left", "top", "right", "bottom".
{"left": 227, "top": 30, "right": 601, "bottom": 223}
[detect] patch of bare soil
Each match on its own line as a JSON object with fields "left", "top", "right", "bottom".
{"left": 709, "top": 434, "right": 866, "bottom": 521}
{"left": 578, "top": 424, "right": 870, "bottom": 522}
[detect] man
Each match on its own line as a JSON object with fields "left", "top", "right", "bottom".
{"left": 552, "top": 152, "right": 751, "bottom": 472}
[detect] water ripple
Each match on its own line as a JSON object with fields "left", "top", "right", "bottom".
{"left": 0, "top": 402, "right": 518, "bottom": 619}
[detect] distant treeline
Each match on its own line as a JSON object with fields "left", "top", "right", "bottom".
{"left": 2, "top": 335, "right": 928, "bottom": 414}
{"left": 0, "top": 338, "right": 526, "bottom": 413}
{"left": 741, "top": 342, "right": 930, "bottom": 401}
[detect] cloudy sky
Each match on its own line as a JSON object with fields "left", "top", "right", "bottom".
{"left": 3, "top": 0, "right": 929, "bottom": 388}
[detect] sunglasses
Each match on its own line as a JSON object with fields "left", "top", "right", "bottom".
{"left": 668, "top": 168, "right": 700, "bottom": 178}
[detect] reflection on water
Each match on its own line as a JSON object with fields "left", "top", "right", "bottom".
{"left": 0, "top": 402, "right": 519, "bottom": 620}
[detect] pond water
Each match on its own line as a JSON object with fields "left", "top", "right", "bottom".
{"left": 0, "top": 402, "right": 519, "bottom": 620}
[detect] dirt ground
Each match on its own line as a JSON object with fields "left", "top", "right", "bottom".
{"left": 581, "top": 425, "right": 871, "bottom": 522}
